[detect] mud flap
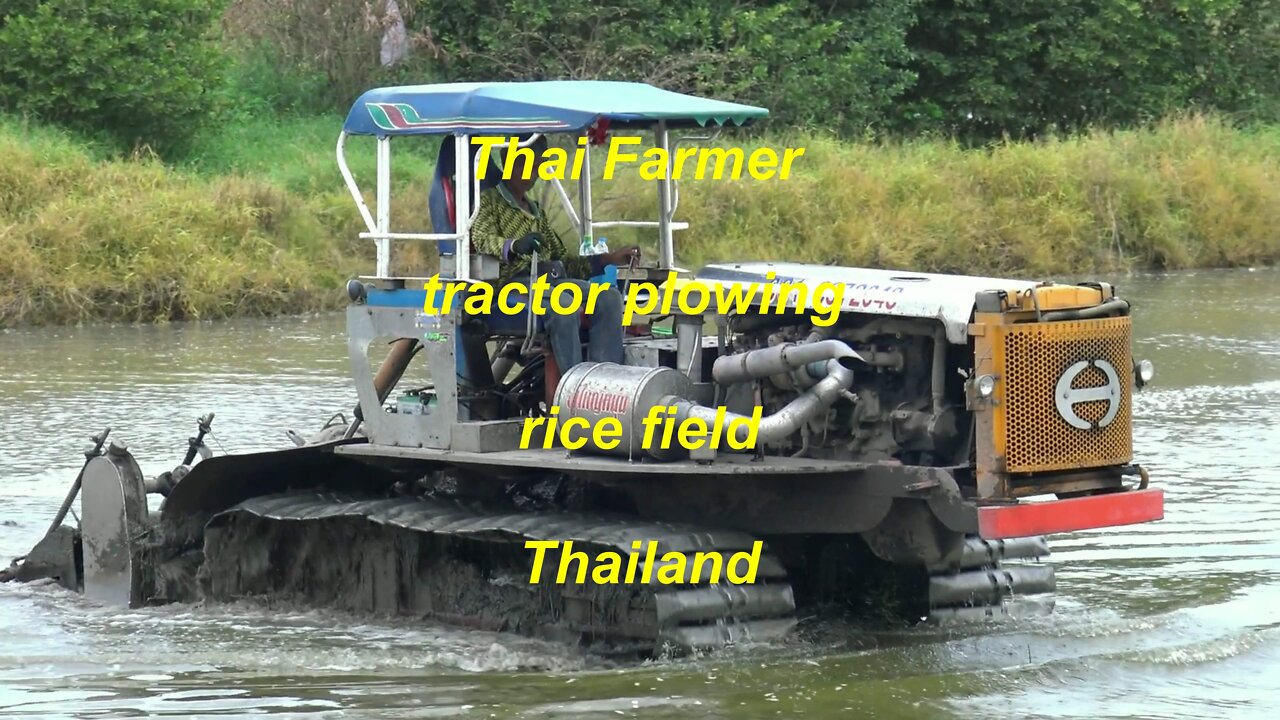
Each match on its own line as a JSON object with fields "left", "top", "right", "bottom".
{"left": 81, "top": 447, "right": 149, "bottom": 606}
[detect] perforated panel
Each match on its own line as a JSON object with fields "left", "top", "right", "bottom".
{"left": 1001, "top": 317, "right": 1132, "bottom": 473}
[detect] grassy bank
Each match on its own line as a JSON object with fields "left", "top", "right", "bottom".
{"left": 1, "top": 114, "right": 1277, "bottom": 326}
{"left": 0, "top": 118, "right": 352, "bottom": 325}
{"left": 602, "top": 115, "right": 1280, "bottom": 275}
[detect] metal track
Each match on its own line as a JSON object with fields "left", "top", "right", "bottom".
{"left": 203, "top": 491, "right": 796, "bottom": 650}
{"left": 927, "top": 536, "right": 1056, "bottom": 621}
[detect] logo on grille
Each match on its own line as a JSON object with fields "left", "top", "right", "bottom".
{"left": 1054, "top": 359, "right": 1121, "bottom": 430}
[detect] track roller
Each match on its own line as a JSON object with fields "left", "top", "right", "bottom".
{"left": 927, "top": 536, "right": 1055, "bottom": 622}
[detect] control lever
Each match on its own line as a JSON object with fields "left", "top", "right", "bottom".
{"left": 148, "top": 413, "right": 215, "bottom": 497}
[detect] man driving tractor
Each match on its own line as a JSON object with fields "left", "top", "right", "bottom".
{"left": 469, "top": 134, "right": 640, "bottom": 372}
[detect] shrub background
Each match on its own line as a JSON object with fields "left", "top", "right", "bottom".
{"left": 0, "top": 0, "right": 228, "bottom": 150}
{"left": 219, "top": 0, "right": 1279, "bottom": 139}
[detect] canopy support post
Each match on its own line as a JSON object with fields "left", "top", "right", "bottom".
{"left": 337, "top": 132, "right": 377, "bottom": 235}
{"left": 453, "top": 134, "right": 472, "bottom": 281}
{"left": 551, "top": 178, "right": 582, "bottom": 236}
{"left": 656, "top": 121, "right": 675, "bottom": 269}
{"left": 578, "top": 132, "right": 594, "bottom": 253}
{"left": 375, "top": 136, "right": 392, "bottom": 278}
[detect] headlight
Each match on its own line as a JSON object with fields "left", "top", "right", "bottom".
{"left": 1135, "top": 359, "right": 1155, "bottom": 387}
{"left": 976, "top": 374, "right": 997, "bottom": 398}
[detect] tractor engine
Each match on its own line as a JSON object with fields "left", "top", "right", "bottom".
{"left": 717, "top": 318, "right": 960, "bottom": 466}
{"left": 556, "top": 315, "right": 967, "bottom": 469}
{"left": 556, "top": 265, "right": 1148, "bottom": 507}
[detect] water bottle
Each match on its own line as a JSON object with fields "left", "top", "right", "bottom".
{"left": 581, "top": 235, "right": 610, "bottom": 256}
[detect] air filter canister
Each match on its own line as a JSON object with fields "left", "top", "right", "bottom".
{"left": 553, "top": 362, "right": 694, "bottom": 460}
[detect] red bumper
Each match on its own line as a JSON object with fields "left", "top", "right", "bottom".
{"left": 977, "top": 488, "right": 1165, "bottom": 539}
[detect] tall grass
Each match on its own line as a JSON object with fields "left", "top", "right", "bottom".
{"left": 1, "top": 114, "right": 1276, "bottom": 327}
{"left": 600, "top": 115, "right": 1280, "bottom": 276}
{"left": 0, "top": 118, "right": 358, "bottom": 325}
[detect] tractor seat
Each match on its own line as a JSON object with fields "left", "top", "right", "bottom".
{"left": 429, "top": 137, "right": 503, "bottom": 244}
{"left": 428, "top": 137, "right": 595, "bottom": 340}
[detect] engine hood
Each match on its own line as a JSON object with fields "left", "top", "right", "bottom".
{"left": 695, "top": 262, "right": 1037, "bottom": 343}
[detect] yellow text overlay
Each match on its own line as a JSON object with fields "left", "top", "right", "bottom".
{"left": 526, "top": 540, "right": 763, "bottom": 585}
{"left": 473, "top": 136, "right": 805, "bottom": 182}
{"left": 519, "top": 405, "right": 763, "bottom": 451}
{"left": 423, "top": 272, "right": 846, "bottom": 327}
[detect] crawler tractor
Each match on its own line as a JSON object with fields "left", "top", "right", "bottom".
{"left": 5, "top": 82, "right": 1164, "bottom": 650}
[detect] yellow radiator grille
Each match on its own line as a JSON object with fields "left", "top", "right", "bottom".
{"left": 1000, "top": 317, "right": 1133, "bottom": 473}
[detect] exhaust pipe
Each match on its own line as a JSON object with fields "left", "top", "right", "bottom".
{"left": 672, "top": 358, "right": 857, "bottom": 447}
{"left": 712, "top": 339, "right": 861, "bottom": 386}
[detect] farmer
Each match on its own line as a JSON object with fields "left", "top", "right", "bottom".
{"left": 469, "top": 134, "right": 639, "bottom": 372}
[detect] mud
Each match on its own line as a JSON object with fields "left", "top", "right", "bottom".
{"left": 0, "top": 526, "right": 78, "bottom": 589}
{"left": 192, "top": 490, "right": 799, "bottom": 650}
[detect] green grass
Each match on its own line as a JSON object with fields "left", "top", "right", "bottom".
{"left": 0, "top": 116, "right": 360, "bottom": 325}
{"left": 601, "top": 115, "right": 1280, "bottom": 275}
{"left": 1, "top": 113, "right": 1276, "bottom": 326}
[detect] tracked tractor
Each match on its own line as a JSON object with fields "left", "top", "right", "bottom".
{"left": 4, "top": 82, "right": 1164, "bottom": 651}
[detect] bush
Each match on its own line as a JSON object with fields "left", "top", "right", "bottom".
{"left": 902, "top": 0, "right": 1280, "bottom": 137}
{"left": 220, "top": 41, "right": 332, "bottom": 118}
{"left": 0, "top": 117, "right": 361, "bottom": 325}
{"left": 222, "top": 0, "right": 397, "bottom": 111}
{"left": 0, "top": 0, "right": 228, "bottom": 150}
{"left": 408, "top": 0, "right": 918, "bottom": 134}
{"left": 220, "top": 0, "right": 1276, "bottom": 137}
{"left": 220, "top": 0, "right": 919, "bottom": 132}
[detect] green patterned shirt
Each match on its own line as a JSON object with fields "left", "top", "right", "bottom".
{"left": 469, "top": 185, "right": 590, "bottom": 283}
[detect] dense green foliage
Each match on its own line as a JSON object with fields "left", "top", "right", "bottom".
{"left": 411, "top": 0, "right": 918, "bottom": 135}
{"left": 903, "top": 0, "right": 1280, "bottom": 136}
{"left": 372, "top": 0, "right": 1277, "bottom": 137}
{"left": 0, "top": 0, "right": 227, "bottom": 149}
{"left": 3, "top": 0, "right": 1276, "bottom": 145}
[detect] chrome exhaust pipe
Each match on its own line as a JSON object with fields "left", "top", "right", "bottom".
{"left": 674, "top": 358, "right": 857, "bottom": 447}
{"left": 711, "top": 339, "right": 861, "bottom": 386}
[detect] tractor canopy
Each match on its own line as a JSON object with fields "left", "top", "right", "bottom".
{"left": 342, "top": 81, "right": 769, "bottom": 137}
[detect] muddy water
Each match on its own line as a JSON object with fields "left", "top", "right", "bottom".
{"left": 1, "top": 268, "right": 1278, "bottom": 719}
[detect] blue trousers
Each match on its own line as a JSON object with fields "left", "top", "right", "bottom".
{"left": 506, "top": 278, "right": 624, "bottom": 372}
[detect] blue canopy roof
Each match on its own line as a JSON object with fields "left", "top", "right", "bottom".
{"left": 342, "top": 81, "right": 769, "bottom": 136}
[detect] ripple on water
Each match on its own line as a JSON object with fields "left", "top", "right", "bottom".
{"left": 3, "top": 270, "right": 1280, "bottom": 718}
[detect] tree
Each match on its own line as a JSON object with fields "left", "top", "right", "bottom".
{"left": 901, "top": 0, "right": 1280, "bottom": 138}
{"left": 406, "top": 0, "right": 919, "bottom": 134}
{"left": 0, "top": 0, "right": 228, "bottom": 150}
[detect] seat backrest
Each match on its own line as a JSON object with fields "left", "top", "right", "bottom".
{"left": 428, "top": 138, "right": 503, "bottom": 253}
